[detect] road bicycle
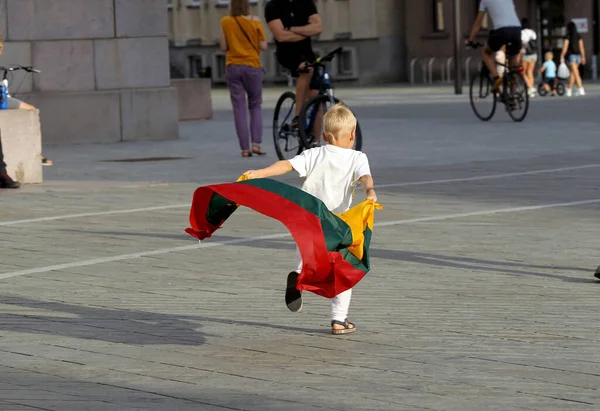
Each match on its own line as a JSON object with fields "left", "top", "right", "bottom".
{"left": 272, "top": 47, "right": 363, "bottom": 160}
{"left": 467, "top": 42, "right": 529, "bottom": 122}
{"left": 0, "top": 65, "right": 41, "bottom": 108}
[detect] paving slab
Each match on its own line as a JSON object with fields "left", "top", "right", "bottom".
{"left": 1, "top": 85, "right": 600, "bottom": 410}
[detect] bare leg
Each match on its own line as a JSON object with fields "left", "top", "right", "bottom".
{"left": 18, "top": 102, "right": 36, "bottom": 110}
{"left": 570, "top": 62, "right": 583, "bottom": 89}
{"left": 482, "top": 46, "right": 499, "bottom": 79}
{"left": 568, "top": 64, "right": 576, "bottom": 90}
{"left": 524, "top": 61, "right": 535, "bottom": 89}
{"left": 508, "top": 55, "right": 520, "bottom": 94}
{"left": 309, "top": 90, "right": 322, "bottom": 144}
{"left": 294, "top": 67, "right": 312, "bottom": 117}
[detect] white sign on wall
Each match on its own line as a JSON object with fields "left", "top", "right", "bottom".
{"left": 572, "top": 18, "right": 589, "bottom": 33}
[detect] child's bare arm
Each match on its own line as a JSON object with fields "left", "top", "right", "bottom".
{"left": 359, "top": 174, "right": 377, "bottom": 202}
{"left": 245, "top": 160, "right": 293, "bottom": 179}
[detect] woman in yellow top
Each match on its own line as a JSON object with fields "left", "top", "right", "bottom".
{"left": 220, "top": 0, "right": 268, "bottom": 157}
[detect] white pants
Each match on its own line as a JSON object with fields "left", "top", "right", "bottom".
{"left": 296, "top": 249, "right": 352, "bottom": 322}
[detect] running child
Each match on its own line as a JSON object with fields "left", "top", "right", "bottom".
{"left": 244, "top": 103, "right": 376, "bottom": 335}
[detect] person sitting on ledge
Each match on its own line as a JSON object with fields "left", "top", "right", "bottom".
{"left": 0, "top": 36, "right": 51, "bottom": 166}
{"left": 0, "top": 137, "right": 20, "bottom": 189}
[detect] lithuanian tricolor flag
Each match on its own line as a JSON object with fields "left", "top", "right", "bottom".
{"left": 185, "top": 176, "right": 381, "bottom": 299}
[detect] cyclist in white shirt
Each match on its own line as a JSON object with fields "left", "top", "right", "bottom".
{"left": 467, "top": 0, "right": 522, "bottom": 91}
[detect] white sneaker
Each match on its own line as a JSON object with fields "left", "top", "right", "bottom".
{"left": 528, "top": 88, "right": 537, "bottom": 98}
{"left": 576, "top": 88, "right": 585, "bottom": 96}
{"left": 566, "top": 88, "right": 572, "bottom": 97}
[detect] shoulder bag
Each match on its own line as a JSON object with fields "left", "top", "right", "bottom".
{"left": 233, "top": 16, "right": 265, "bottom": 72}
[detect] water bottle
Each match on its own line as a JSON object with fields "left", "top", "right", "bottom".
{"left": 0, "top": 80, "right": 7, "bottom": 110}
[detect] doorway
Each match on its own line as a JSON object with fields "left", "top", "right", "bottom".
{"left": 538, "top": 0, "right": 566, "bottom": 54}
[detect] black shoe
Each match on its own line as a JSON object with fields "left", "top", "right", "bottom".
{"left": 285, "top": 272, "right": 302, "bottom": 312}
{"left": 0, "top": 172, "right": 20, "bottom": 189}
{"left": 281, "top": 116, "right": 299, "bottom": 133}
{"left": 290, "top": 116, "right": 299, "bottom": 131}
{"left": 594, "top": 265, "right": 600, "bottom": 280}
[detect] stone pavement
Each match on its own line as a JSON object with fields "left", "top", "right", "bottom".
{"left": 1, "top": 85, "right": 600, "bottom": 410}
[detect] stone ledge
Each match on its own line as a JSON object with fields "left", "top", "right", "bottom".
{"left": 19, "top": 91, "right": 122, "bottom": 145}
{"left": 120, "top": 87, "right": 180, "bottom": 141}
{"left": 0, "top": 109, "right": 42, "bottom": 184}
{"left": 171, "top": 78, "right": 213, "bottom": 121}
{"left": 19, "top": 88, "right": 179, "bottom": 144}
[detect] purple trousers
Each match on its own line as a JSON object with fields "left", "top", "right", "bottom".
{"left": 226, "top": 65, "right": 263, "bottom": 151}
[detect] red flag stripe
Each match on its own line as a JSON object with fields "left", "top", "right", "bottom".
{"left": 185, "top": 183, "right": 365, "bottom": 298}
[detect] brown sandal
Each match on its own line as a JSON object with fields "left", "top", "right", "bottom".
{"left": 331, "top": 318, "right": 356, "bottom": 335}
{"left": 242, "top": 150, "right": 252, "bottom": 157}
{"left": 252, "top": 143, "right": 266, "bottom": 156}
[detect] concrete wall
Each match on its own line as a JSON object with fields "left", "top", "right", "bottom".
{"left": 0, "top": 0, "right": 178, "bottom": 145}
{"left": 0, "top": 110, "right": 42, "bottom": 184}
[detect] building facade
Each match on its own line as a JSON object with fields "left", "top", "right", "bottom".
{"left": 0, "top": 0, "right": 177, "bottom": 145}
{"left": 169, "top": 0, "right": 600, "bottom": 85}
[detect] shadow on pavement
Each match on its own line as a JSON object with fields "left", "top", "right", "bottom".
{"left": 0, "top": 294, "right": 323, "bottom": 345}
{"left": 54, "top": 229, "right": 595, "bottom": 284}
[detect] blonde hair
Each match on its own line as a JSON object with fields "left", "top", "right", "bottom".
{"left": 229, "top": 0, "right": 250, "bottom": 16}
{"left": 545, "top": 51, "right": 553, "bottom": 61}
{"left": 323, "top": 103, "right": 357, "bottom": 140}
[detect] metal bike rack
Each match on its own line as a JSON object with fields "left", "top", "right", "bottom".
{"left": 427, "top": 58, "right": 436, "bottom": 85}
{"left": 441, "top": 63, "right": 445, "bottom": 84}
{"left": 445, "top": 57, "right": 454, "bottom": 84}
{"left": 410, "top": 58, "right": 429, "bottom": 85}
{"left": 464, "top": 57, "right": 472, "bottom": 83}
{"left": 409, "top": 58, "right": 418, "bottom": 85}
{"left": 412, "top": 57, "right": 458, "bottom": 84}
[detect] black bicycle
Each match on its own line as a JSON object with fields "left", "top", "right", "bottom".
{"left": 272, "top": 47, "right": 363, "bottom": 160}
{"left": 537, "top": 77, "right": 566, "bottom": 97}
{"left": 467, "top": 42, "right": 529, "bottom": 122}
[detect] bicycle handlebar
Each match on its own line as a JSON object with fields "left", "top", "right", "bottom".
{"left": 0, "top": 65, "right": 41, "bottom": 74}
{"left": 314, "top": 47, "right": 343, "bottom": 64}
{"left": 466, "top": 41, "right": 484, "bottom": 49}
{"left": 297, "top": 47, "right": 344, "bottom": 73}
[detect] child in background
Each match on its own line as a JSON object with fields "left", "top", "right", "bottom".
{"left": 540, "top": 51, "right": 557, "bottom": 96}
{"left": 244, "top": 103, "right": 377, "bottom": 335}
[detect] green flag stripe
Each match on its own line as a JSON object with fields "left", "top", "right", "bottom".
{"left": 205, "top": 179, "right": 354, "bottom": 252}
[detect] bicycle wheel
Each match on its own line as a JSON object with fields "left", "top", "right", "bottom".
{"left": 506, "top": 72, "right": 529, "bottom": 122}
{"left": 556, "top": 82, "right": 565, "bottom": 96}
{"left": 273, "top": 91, "right": 302, "bottom": 160}
{"left": 297, "top": 95, "right": 363, "bottom": 151}
{"left": 469, "top": 71, "right": 497, "bottom": 121}
{"left": 537, "top": 82, "right": 547, "bottom": 96}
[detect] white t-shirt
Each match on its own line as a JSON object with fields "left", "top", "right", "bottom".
{"left": 521, "top": 28, "right": 537, "bottom": 44}
{"left": 288, "top": 144, "right": 371, "bottom": 214}
{"left": 479, "top": 0, "right": 520, "bottom": 29}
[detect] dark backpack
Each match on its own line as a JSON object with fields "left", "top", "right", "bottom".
{"left": 525, "top": 38, "right": 537, "bottom": 55}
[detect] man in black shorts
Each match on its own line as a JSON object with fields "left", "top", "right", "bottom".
{"left": 466, "top": 0, "right": 522, "bottom": 91}
{"left": 265, "top": 0, "right": 322, "bottom": 128}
